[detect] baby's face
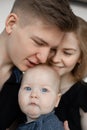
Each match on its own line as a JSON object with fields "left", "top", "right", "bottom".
{"left": 18, "top": 66, "right": 60, "bottom": 120}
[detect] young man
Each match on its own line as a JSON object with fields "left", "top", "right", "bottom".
{"left": 0, "top": 0, "right": 77, "bottom": 129}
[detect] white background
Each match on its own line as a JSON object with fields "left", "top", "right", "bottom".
{"left": 0, "top": 0, "right": 87, "bottom": 33}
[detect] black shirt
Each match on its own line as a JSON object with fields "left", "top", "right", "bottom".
{"left": 0, "top": 67, "right": 23, "bottom": 130}
{"left": 55, "top": 81, "right": 87, "bottom": 130}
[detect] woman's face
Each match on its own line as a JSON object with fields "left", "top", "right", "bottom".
{"left": 52, "top": 32, "right": 81, "bottom": 77}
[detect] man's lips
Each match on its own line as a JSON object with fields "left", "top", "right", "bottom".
{"left": 26, "top": 59, "right": 39, "bottom": 67}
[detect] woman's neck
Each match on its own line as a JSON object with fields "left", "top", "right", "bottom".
{"left": 60, "top": 73, "right": 76, "bottom": 94}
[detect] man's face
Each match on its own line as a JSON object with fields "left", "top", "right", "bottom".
{"left": 6, "top": 14, "right": 64, "bottom": 71}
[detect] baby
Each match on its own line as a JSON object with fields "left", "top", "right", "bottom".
{"left": 17, "top": 64, "right": 64, "bottom": 130}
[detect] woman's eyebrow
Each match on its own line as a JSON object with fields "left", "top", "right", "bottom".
{"left": 64, "top": 48, "right": 77, "bottom": 51}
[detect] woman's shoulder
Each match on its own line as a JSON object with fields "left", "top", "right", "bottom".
{"left": 77, "top": 80, "right": 87, "bottom": 93}
{"left": 78, "top": 81, "right": 87, "bottom": 112}
{"left": 65, "top": 80, "right": 87, "bottom": 94}
{"left": 60, "top": 81, "right": 86, "bottom": 104}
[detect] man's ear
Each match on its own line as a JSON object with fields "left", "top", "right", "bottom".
{"left": 55, "top": 93, "right": 61, "bottom": 107}
{"left": 5, "top": 13, "right": 18, "bottom": 34}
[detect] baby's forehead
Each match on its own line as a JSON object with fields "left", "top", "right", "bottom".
{"left": 22, "top": 66, "right": 60, "bottom": 91}
{"left": 25, "top": 65, "right": 58, "bottom": 78}
{"left": 24, "top": 66, "right": 59, "bottom": 87}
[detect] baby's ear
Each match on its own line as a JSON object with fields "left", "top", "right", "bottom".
{"left": 55, "top": 93, "right": 61, "bottom": 107}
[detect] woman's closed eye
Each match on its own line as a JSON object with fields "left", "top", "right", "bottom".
{"left": 63, "top": 48, "right": 76, "bottom": 56}
{"left": 64, "top": 51, "right": 73, "bottom": 56}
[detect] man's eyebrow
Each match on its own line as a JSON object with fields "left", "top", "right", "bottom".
{"left": 31, "top": 36, "right": 49, "bottom": 45}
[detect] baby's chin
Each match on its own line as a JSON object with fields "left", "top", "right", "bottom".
{"left": 27, "top": 112, "right": 41, "bottom": 120}
{"left": 26, "top": 109, "right": 42, "bottom": 120}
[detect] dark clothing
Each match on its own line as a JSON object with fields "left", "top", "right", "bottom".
{"left": 17, "top": 111, "right": 64, "bottom": 130}
{"left": 0, "top": 67, "right": 23, "bottom": 130}
{"left": 55, "top": 81, "right": 87, "bottom": 130}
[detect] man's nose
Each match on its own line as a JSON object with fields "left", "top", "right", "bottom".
{"left": 36, "top": 48, "right": 50, "bottom": 63}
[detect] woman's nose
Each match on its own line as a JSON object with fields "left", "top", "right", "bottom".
{"left": 52, "top": 52, "right": 61, "bottom": 63}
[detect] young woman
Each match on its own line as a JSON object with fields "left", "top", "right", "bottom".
{"left": 49, "top": 16, "right": 87, "bottom": 130}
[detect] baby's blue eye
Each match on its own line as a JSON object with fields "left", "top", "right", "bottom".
{"left": 25, "top": 86, "right": 31, "bottom": 91}
{"left": 41, "top": 88, "right": 48, "bottom": 93}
